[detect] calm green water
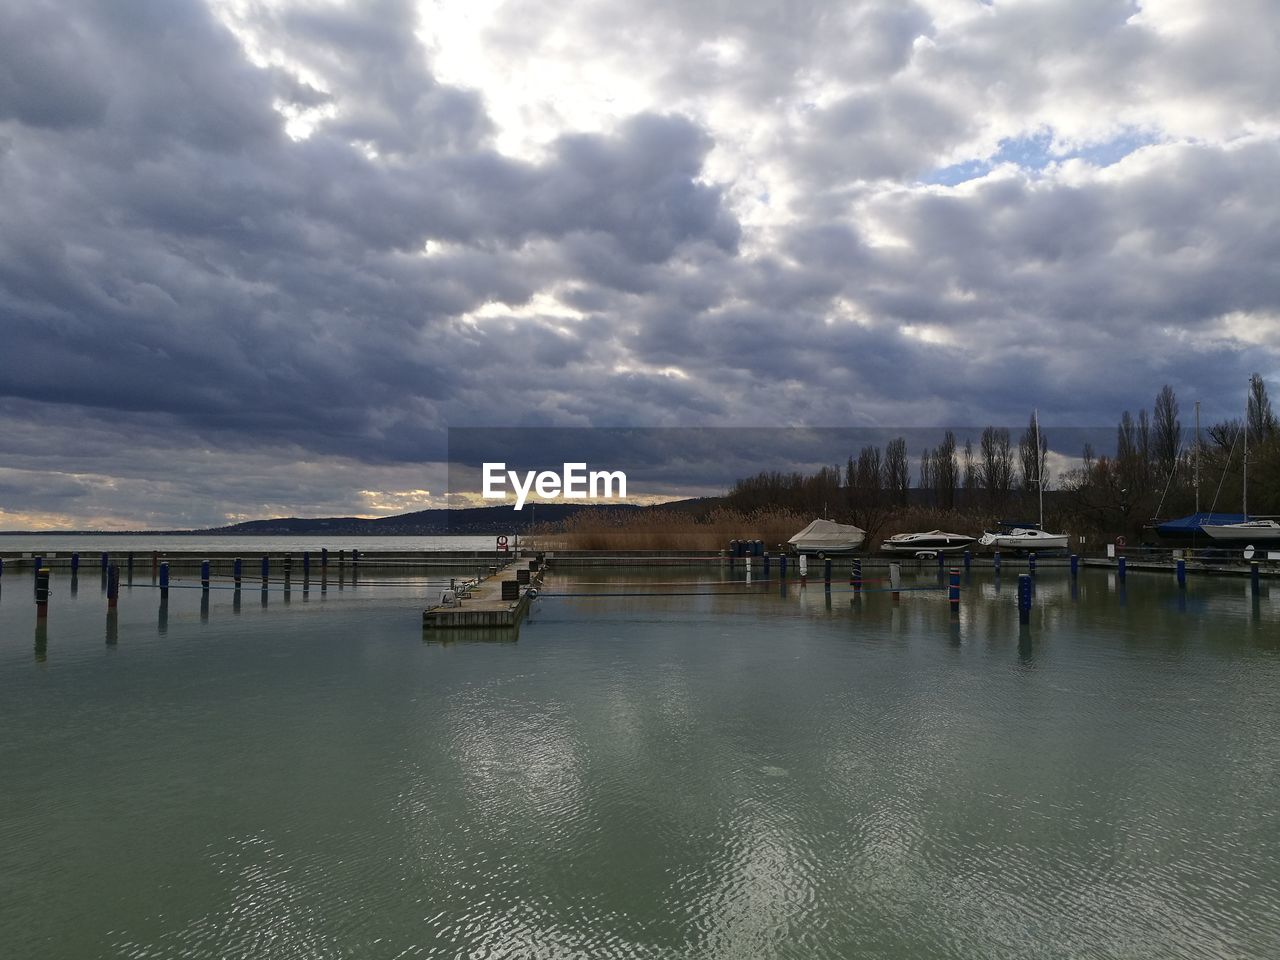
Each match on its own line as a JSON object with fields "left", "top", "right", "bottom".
{"left": 1, "top": 566, "right": 1278, "bottom": 959}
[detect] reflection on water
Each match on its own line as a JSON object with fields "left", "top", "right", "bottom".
{"left": 0, "top": 566, "right": 1277, "bottom": 959}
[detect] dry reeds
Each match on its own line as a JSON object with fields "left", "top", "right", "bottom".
{"left": 527, "top": 506, "right": 810, "bottom": 552}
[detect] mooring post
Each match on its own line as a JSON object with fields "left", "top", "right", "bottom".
{"left": 763, "top": 552, "right": 770, "bottom": 577}
{"left": 1118, "top": 555, "right": 1127, "bottom": 583}
{"left": 201, "top": 559, "right": 210, "bottom": 589}
{"left": 151, "top": 551, "right": 158, "bottom": 576}
{"left": 0, "top": 556, "right": 5, "bottom": 580}
{"left": 35, "top": 567, "right": 50, "bottom": 619}
{"left": 780, "top": 554, "right": 788, "bottom": 579}
{"left": 34, "top": 556, "right": 44, "bottom": 589}
{"left": 1070, "top": 554, "right": 1079, "bottom": 578}
{"left": 993, "top": 550, "right": 1001, "bottom": 573}
{"left": 1252, "top": 562, "right": 1261, "bottom": 596}
{"left": 1028, "top": 551, "right": 1037, "bottom": 577}
{"left": 101, "top": 551, "right": 109, "bottom": 572}
{"left": 303, "top": 551, "right": 310, "bottom": 578}
{"left": 799, "top": 554, "right": 808, "bottom": 581}
{"left": 963, "top": 550, "right": 971, "bottom": 573}
{"left": 321, "top": 547, "right": 329, "bottom": 570}
{"left": 852, "top": 558, "right": 862, "bottom": 593}
{"left": 160, "top": 561, "right": 169, "bottom": 593}
{"left": 1176, "top": 558, "right": 1186, "bottom": 589}
{"left": 937, "top": 551, "right": 944, "bottom": 572}
{"left": 261, "top": 555, "right": 269, "bottom": 585}
{"left": 339, "top": 549, "right": 346, "bottom": 567}
{"left": 949, "top": 567, "right": 960, "bottom": 616}
{"left": 233, "top": 557, "right": 242, "bottom": 587}
{"left": 127, "top": 552, "right": 134, "bottom": 578}
{"left": 107, "top": 563, "right": 120, "bottom": 609}
{"left": 824, "top": 556, "right": 832, "bottom": 586}
{"left": 889, "top": 561, "right": 902, "bottom": 603}
{"left": 1017, "top": 573, "right": 1032, "bottom": 624}
{"left": 71, "top": 552, "right": 80, "bottom": 574}
{"left": 285, "top": 555, "right": 293, "bottom": 581}
{"left": 728, "top": 541, "right": 736, "bottom": 570}
{"left": 352, "top": 548, "right": 360, "bottom": 569}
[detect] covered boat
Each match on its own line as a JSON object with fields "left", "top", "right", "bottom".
{"left": 787, "top": 519, "right": 866, "bottom": 555}
{"left": 880, "top": 530, "right": 975, "bottom": 555}
{"left": 1151, "top": 512, "right": 1246, "bottom": 546}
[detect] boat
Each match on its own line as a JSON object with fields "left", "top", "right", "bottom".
{"left": 978, "top": 409, "right": 1069, "bottom": 552}
{"left": 880, "top": 530, "right": 975, "bottom": 555}
{"left": 978, "top": 527, "right": 1069, "bottom": 552}
{"left": 787, "top": 519, "right": 865, "bottom": 555}
{"left": 1199, "top": 519, "right": 1280, "bottom": 545}
{"left": 1149, "top": 512, "right": 1246, "bottom": 547}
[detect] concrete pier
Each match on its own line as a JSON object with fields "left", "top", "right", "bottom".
{"left": 422, "top": 558, "right": 543, "bottom": 630}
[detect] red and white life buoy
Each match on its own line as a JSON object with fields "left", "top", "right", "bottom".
{"left": 1115, "top": 535, "right": 1127, "bottom": 550}
{"left": 496, "top": 534, "right": 509, "bottom": 552}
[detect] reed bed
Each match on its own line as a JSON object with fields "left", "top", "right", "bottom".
{"left": 526, "top": 507, "right": 810, "bottom": 552}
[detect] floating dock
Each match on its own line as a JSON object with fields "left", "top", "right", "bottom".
{"left": 422, "top": 558, "right": 543, "bottom": 630}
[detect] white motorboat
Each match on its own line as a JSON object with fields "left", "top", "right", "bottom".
{"left": 1200, "top": 519, "right": 1280, "bottom": 544}
{"left": 978, "top": 528, "right": 1069, "bottom": 552}
{"left": 880, "top": 530, "right": 976, "bottom": 555}
{"left": 787, "top": 518, "right": 866, "bottom": 555}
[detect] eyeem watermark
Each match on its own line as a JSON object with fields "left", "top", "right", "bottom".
{"left": 482, "top": 462, "right": 627, "bottom": 510}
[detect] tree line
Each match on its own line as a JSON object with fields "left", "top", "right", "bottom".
{"left": 725, "top": 375, "right": 1279, "bottom": 542}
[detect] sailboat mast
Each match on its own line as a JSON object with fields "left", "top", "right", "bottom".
{"left": 1243, "top": 383, "right": 1249, "bottom": 518}
{"left": 1194, "top": 400, "right": 1200, "bottom": 514}
{"left": 1034, "top": 408, "right": 1044, "bottom": 530}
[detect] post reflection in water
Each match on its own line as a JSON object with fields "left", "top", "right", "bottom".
{"left": 233, "top": 587, "right": 242, "bottom": 615}
{"left": 105, "top": 609, "right": 118, "bottom": 646}
{"left": 158, "top": 594, "right": 169, "bottom": 635}
{"left": 200, "top": 588, "right": 209, "bottom": 623}
{"left": 1018, "top": 622, "right": 1034, "bottom": 665}
{"left": 70, "top": 572, "right": 78, "bottom": 597}
{"left": 34, "top": 621, "right": 48, "bottom": 662}
{"left": 261, "top": 586, "right": 269, "bottom": 609}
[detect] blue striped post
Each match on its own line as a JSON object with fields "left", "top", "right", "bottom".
{"left": 201, "top": 560, "right": 210, "bottom": 589}
{"left": 1017, "top": 574, "right": 1032, "bottom": 624}
{"left": 261, "top": 555, "right": 270, "bottom": 585}
{"left": 35, "top": 566, "right": 50, "bottom": 618}
{"left": 71, "top": 552, "right": 80, "bottom": 573}
{"left": 852, "top": 558, "right": 862, "bottom": 594}
{"left": 949, "top": 568, "right": 960, "bottom": 615}
{"left": 160, "top": 562, "right": 169, "bottom": 592}
{"left": 1070, "top": 554, "right": 1078, "bottom": 578}
{"left": 100, "top": 551, "right": 109, "bottom": 572}
{"left": 937, "top": 550, "right": 944, "bottom": 572}
{"left": 1028, "top": 551, "right": 1037, "bottom": 577}
{"left": 233, "top": 557, "right": 242, "bottom": 587}
{"left": 34, "top": 556, "right": 43, "bottom": 587}
{"left": 1118, "top": 555, "right": 1127, "bottom": 582}
{"left": 1176, "top": 558, "right": 1186, "bottom": 589}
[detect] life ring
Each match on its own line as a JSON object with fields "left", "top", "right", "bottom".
{"left": 1116, "top": 535, "right": 1127, "bottom": 549}
{"left": 496, "top": 535, "right": 509, "bottom": 551}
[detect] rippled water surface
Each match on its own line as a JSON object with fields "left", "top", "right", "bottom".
{"left": 2, "top": 565, "right": 1278, "bottom": 959}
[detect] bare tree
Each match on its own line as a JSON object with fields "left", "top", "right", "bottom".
{"left": 978, "top": 427, "right": 1014, "bottom": 512}
{"left": 1017, "top": 413, "right": 1047, "bottom": 494}
{"left": 1153, "top": 385, "right": 1181, "bottom": 479}
{"left": 934, "top": 430, "right": 958, "bottom": 509}
{"left": 883, "top": 437, "right": 910, "bottom": 506}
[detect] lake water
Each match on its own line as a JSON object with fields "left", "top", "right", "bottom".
{"left": 2, "top": 566, "right": 1278, "bottom": 959}
{"left": 0, "top": 534, "right": 503, "bottom": 554}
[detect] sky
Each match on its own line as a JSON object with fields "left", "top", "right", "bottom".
{"left": 1, "top": 0, "right": 1278, "bottom": 529}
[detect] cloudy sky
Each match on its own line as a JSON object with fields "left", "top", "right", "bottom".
{"left": 2, "top": 0, "right": 1278, "bottom": 528}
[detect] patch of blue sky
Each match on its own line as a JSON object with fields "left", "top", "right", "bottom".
{"left": 922, "top": 129, "right": 1159, "bottom": 186}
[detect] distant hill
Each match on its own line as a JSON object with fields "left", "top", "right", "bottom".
{"left": 194, "top": 498, "right": 721, "bottom": 536}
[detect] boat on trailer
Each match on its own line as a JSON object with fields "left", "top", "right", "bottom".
{"left": 880, "top": 530, "right": 975, "bottom": 556}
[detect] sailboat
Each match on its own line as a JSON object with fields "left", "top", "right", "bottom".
{"left": 978, "top": 410, "right": 1070, "bottom": 552}
{"left": 1201, "top": 383, "right": 1280, "bottom": 545}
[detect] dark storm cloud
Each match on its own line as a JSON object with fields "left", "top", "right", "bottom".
{"left": 1, "top": 0, "right": 1278, "bottom": 526}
